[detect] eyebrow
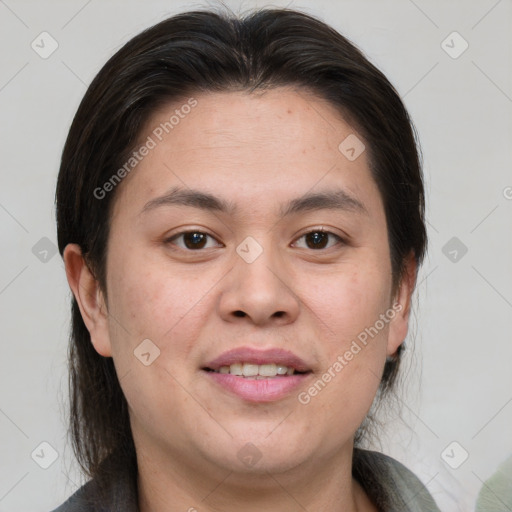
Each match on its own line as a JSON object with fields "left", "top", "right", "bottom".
{"left": 141, "top": 186, "right": 368, "bottom": 217}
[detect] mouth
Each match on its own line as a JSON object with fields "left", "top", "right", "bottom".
{"left": 202, "top": 347, "right": 313, "bottom": 402}
{"left": 202, "top": 362, "right": 310, "bottom": 378}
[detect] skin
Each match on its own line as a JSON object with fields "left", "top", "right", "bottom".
{"left": 64, "top": 87, "right": 416, "bottom": 512}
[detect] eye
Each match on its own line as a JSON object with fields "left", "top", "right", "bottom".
{"left": 292, "top": 229, "right": 344, "bottom": 250}
{"left": 166, "top": 231, "right": 222, "bottom": 250}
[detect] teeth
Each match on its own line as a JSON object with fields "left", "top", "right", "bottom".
{"left": 229, "top": 363, "right": 243, "bottom": 376}
{"left": 259, "top": 363, "right": 277, "bottom": 377}
{"left": 215, "top": 363, "right": 297, "bottom": 377}
{"left": 276, "top": 365, "right": 288, "bottom": 375}
{"left": 242, "top": 364, "right": 259, "bottom": 377}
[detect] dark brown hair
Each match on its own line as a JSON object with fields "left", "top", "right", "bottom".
{"left": 56, "top": 6, "right": 427, "bottom": 489}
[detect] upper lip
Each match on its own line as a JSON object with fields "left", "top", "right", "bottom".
{"left": 203, "top": 347, "right": 312, "bottom": 373}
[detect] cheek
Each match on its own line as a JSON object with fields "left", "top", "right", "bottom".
{"left": 297, "top": 260, "right": 393, "bottom": 428}
{"left": 103, "top": 254, "right": 215, "bottom": 434}
{"left": 297, "top": 271, "right": 391, "bottom": 444}
{"left": 104, "top": 250, "right": 219, "bottom": 364}
{"left": 303, "top": 263, "right": 392, "bottom": 346}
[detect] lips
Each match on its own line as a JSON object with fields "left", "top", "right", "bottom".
{"left": 202, "top": 347, "right": 313, "bottom": 403}
{"left": 203, "top": 347, "right": 312, "bottom": 373}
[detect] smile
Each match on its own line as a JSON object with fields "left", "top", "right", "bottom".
{"left": 207, "top": 362, "right": 301, "bottom": 377}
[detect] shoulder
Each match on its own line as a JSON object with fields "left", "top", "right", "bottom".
{"left": 50, "top": 466, "right": 138, "bottom": 512}
{"left": 476, "top": 453, "right": 512, "bottom": 511}
{"left": 50, "top": 479, "right": 102, "bottom": 512}
{"left": 353, "top": 448, "right": 441, "bottom": 512}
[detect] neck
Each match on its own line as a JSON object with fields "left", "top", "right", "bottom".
{"left": 136, "top": 439, "right": 375, "bottom": 512}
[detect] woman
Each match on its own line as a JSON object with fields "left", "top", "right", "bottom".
{"left": 53, "top": 6, "right": 440, "bottom": 511}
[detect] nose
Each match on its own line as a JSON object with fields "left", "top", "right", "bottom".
{"left": 218, "top": 239, "right": 300, "bottom": 327}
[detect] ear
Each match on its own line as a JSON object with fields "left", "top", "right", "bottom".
{"left": 63, "top": 244, "right": 112, "bottom": 357}
{"left": 386, "top": 251, "right": 417, "bottom": 357}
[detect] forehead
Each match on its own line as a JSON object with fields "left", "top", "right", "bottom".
{"left": 148, "top": 87, "right": 348, "bottom": 157}
{"left": 112, "top": 87, "right": 383, "bottom": 221}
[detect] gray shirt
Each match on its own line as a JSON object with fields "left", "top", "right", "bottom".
{"left": 52, "top": 448, "right": 441, "bottom": 511}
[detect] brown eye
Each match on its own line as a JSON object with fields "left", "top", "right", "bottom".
{"left": 305, "top": 231, "right": 328, "bottom": 249}
{"left": 294, "top": 230, "right": 343, "bottom": 250}
{"left": 167, "top": 231, "right": 220, "bottom": 250}
{"left": 183, "top": 232, "right": 207, "bottom": 249}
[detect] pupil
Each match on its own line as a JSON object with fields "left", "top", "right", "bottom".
{"left": 184, "top": 232, "right": 206, "bottom": 249}
{"left": 307, "top": 231, "right": 327, "bottom": 249}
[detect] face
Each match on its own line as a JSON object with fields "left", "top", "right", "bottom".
{"left": 69, "top": 87, "right": 413, "bottom": 480}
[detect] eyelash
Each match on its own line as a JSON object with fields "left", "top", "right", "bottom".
{"left": 165, "top": 228, "right": 345, "bottom": 252}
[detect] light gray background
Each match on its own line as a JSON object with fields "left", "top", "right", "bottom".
{"left": 1, "top": 0, "right": 511, "bottom": 511}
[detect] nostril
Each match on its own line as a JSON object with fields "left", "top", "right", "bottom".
{"left": 273, "top": 311, "right": 285, "bottom": 318}
{"left": 233, "top": 310, "right": 246, "bottom": 317}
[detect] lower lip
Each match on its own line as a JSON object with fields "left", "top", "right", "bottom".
{"left": 204, "top": 371, "right": 310, "bottom": 403}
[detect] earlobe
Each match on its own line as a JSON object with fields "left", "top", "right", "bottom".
{"left": 63, "top": 244, "right": 112, "bottom": 357}
{"left": 387, "top": 252, "right": 417, "bottom": 357}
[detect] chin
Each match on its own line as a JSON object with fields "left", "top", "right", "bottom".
{"left": 218, "top": 449, "right": 309, "bottom": 477}
{"left": 200, "top": 429, "right": 313, "bottom": 476}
